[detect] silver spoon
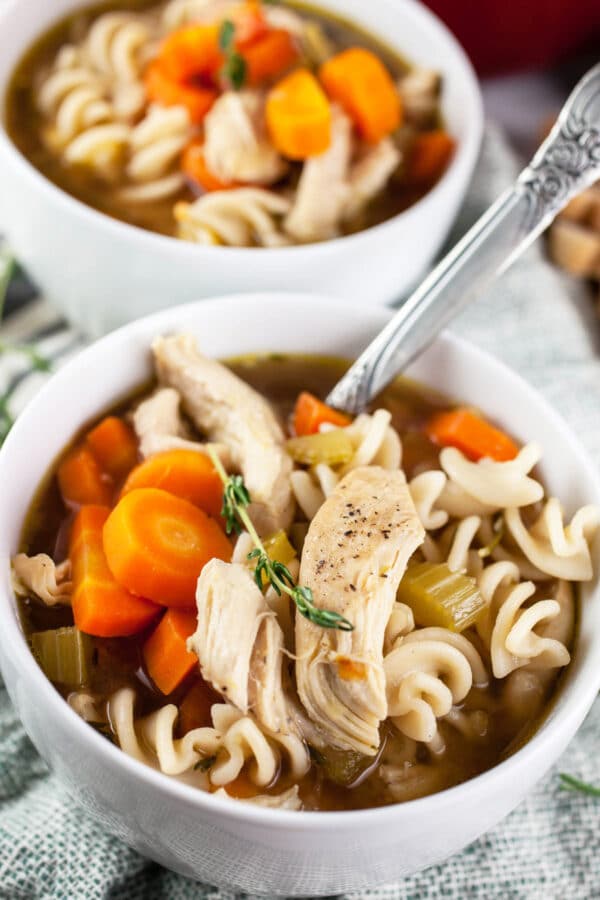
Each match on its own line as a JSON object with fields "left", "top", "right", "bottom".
{"left": 326, "top": 63, "right": 600, "bottom": 415}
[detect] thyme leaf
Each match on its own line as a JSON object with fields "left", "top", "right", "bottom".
{"left": 194, "top": 754, "right": 217, "bottom": 772}
{"left": 207, "top": 447, "right": 353, "bottom": 631}
{"left": 218, "top": 19, "right": 247, "bottom": 90}
{"left": 559, "top": 773, "right": 600, "bottom": 796}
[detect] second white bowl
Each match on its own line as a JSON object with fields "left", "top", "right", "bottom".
{"left": 0, "top": 0, "right": 482, "bottom": 334}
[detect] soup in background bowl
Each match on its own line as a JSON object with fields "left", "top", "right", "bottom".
{"left": 7, "top": 0, "right": 454, "bottom": 246}
{"left": 1, "top": 294, "right": 599, "bottom": 894}
{"left": 0, "top": 0, "right": 482, "bottom": 332}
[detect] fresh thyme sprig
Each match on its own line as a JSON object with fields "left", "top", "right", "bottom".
{"left": 218, "top": 19, "right": 247, "bottom": 90}
{"left": 207, "top": 447, "right": 353, "bottom": 632}
{"left": 559, "top": 773, "right": 600, "bottom": 796}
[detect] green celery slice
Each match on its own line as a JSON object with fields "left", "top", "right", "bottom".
{"left": 31, "top": 627, "right": 92, "bottom": 687}
{"left": 286, "top": 431, "right": 354, "bottom": 466}
{"left": 397, "top": 562, "right": 484, "bottom": 632}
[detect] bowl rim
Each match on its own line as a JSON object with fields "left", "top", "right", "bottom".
{"left": 1, "top": 291, "right": 600, "bottom": 830}
{"left": 0, "top": 0, "right": 483, "bottom": 260}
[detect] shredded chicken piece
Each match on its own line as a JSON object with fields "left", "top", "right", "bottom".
{"left": 203, "top": 91, "right": 288, "bottom": 186}
{"left": 296, "top": 466, "right": 425, "bottom": 755}
{"left": 188, "top": 559, "right": 308, "bottom": 768}
{"left": 285, "top": 107, "right": 400, "bottom": 242}
{"left": 132, "top": 387, "right": 230, "bottom": 462}
{"left": 343, "top": 138, "right": 401, "bottom": 221}
{"left": 153, "top": 335, "right": 294, "bottom": 534}
{"left": 12, "top": 554, "right": 72, "bottom": 606}
{"left": 284, "top": 106, "right": 353, "bottom": 242}
{"left": 397, "top": 67, "right": 441, "bottom": 126}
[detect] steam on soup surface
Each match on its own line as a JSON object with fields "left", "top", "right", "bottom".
{"left": 13, "top": 342, "right": 598, "bottom": 811}
{"left": 7, "top": 0, "right": 454, "bottom": 246}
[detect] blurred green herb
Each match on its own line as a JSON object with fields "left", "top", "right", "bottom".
{"left": 219, "top": 19, "right": 247, "bottom": 90}
{"left": 559, "top": 773, "right": 600, "bottom": 796}
{"left": 0, "top": 247, "right": 53, "bottom": 446}
{"left": 194, "top": 754, "right": 217, "bottom": 772}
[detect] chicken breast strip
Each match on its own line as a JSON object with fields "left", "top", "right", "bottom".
{"left": 188, "top": 559, "right": 309, "bottom": 777}
{"left": 296, "top": 466, "right": 425, "bottom": 755}
{"left": 152, "top": 334, "right": 294, "bottom": 534}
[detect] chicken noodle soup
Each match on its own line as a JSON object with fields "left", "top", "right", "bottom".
{"left": 6, "top": 0, "right": 453, "bottom": 245}
{"left": 14, "top": 348, "right": 599, "bottom": 811}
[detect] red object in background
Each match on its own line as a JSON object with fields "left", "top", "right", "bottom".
{"left": 424, "top": 0, "right": 600, "bottom": 76}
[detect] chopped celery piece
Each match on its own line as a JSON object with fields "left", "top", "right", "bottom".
{"left": 311, "top": 745, "right": 373, "bottom": 787}
{"left": 263, "top": 530, "right": 297, "bottom": 567}
{"left": 286, "top": 431, "right": 354, "bottom": 466}
{"left": 397, "top": 562, "right": 484, "bottom": 632}
{"left": 31, "top": 627, "right": 92, "bottom": 687}
{"left": 249, "top": 529, "right": 296, "bottom": 588}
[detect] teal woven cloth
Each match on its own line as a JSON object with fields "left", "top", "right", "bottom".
{"left": 1, "top": 125, "right": 600, "bottom": 899}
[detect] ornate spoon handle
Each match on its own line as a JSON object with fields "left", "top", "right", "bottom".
{"left": 326, "top": 63, "right": 600, "bottom": 414}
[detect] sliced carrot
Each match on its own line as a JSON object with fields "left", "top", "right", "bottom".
{"left": 266, "top": 68, "right": 331, "bottom": 160}
{"left": 120, "top": 449, "right": 223, "bottom": 519}
{"left": 232, "top": 2, "right": 269, "bottom": 47}
{"left": 157, "top": 23, "right": 222, "bottom": 83}
{"left": 181, "top": 139, "right": 243, "bottom": 192}
{"left": 407, "top": 130, "right": 455, "bottom": 184}
{"left": 144, "top": 60, "right": 217, "bottom": 123}
{"left": 70, "top": 506, "right": 161, "bottom": 637}
{"left": 58, "top": 445, "right": 112, "bottom": 507}
{"left": 86, "top": 416, "right": 138, "bottom": 480}
{"left": 319, "top": 47, "right": 401, "bottom": 142}
{"left": 426, "top": 408, "right": 519, "bottom": 462}
{"left": 243, "top": 29, "right": 298, "bottom": 85}
{"left": 143, "top": 608, "right": 198, "bottom": 695}
{"left": 103, "top": 488, "right": 231, "bottom": 608}
{"left": 293, "top": 392, "right": 352, "bottom": 436}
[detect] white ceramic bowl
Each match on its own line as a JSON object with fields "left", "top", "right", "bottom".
{"left": 0, "top": 294, "right": 599, "bottom": 895}
{"left": 0, "top": 0, "right": 482, "bottom": 335}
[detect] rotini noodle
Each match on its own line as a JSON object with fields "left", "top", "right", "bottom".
{"left": 11, "top": 554, "right": 72, "bottom": 606}
{"left": 440, "top": 443, "right": 544, "bottom": 509}
{"left": 505, "top": 499, "right": 600, "bottom": 581}
{"left": 175, "top": 188, "right": 292, "bottom": 247}
{"left": 119, "top": 104, "right": 191, "bottom": 202}
{"left": 384, "top": 628, "right": 486, "bottom": 748}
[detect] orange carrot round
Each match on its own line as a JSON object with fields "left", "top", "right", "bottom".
{"left": 319, "top": 48, "right": 401, "bottom": 142}
{"left": 181, "top": 139, "right": 243, "bottom": 192}
{"left": 70, "top": 506, "right": 161, "bottom": 637}
{"left": 407, "top": 130, "right": 456, "bottom": 185}
{"left": 58, "top": 445, "right": 112, "bottom": 507}
{"left": 144, "top": 60, "right": 217, "bottom": 123}
{"left": 143, "top": 608, "right": 199, "bottom": 695}
{"left": 103, "top": 488, "right": 231, "bottom": 608}
{"left": 293, "top": 392, "right": 352, "bottom": 436}
{"left": 266, "top": 68, "right": 331, "bottom": 159}
{"left": 120, "top": 449, "right": 224, "bottom": 519}
{"left": 243, "top": 29, "right": 298, "bottom": 85}
{"left": 426, "top": 408, "right": 518, "bottom": 462}
{"left": 157, "top": 24, "right": 222, "bottom": 83}
{"left": 86, "top": 416, "right": 138, "bottom": 480}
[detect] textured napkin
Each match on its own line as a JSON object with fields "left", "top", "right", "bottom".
{"left": 1, "top": 123, "right": 600, "bottom": 899}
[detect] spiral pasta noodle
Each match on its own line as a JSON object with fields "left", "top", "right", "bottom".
{"left": 108, "top": 688, "right": 303, "bottom": 788}
{"left": 384, "top": 628, "right": 486, "bottom": 748}
{"left": 175, "top": 189, "right": 292, "bottom": 247}
{"left": 11, "top": 554, "right": 72, "bottom": 606}
{"left": 505, "top": 498, "right": 600, "bottom": 581}
{"left": 119, "top": 104, "right": 192, "bottom": 202}
{"left": 440, "top": 443, "right": 544, "bottom": 510}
